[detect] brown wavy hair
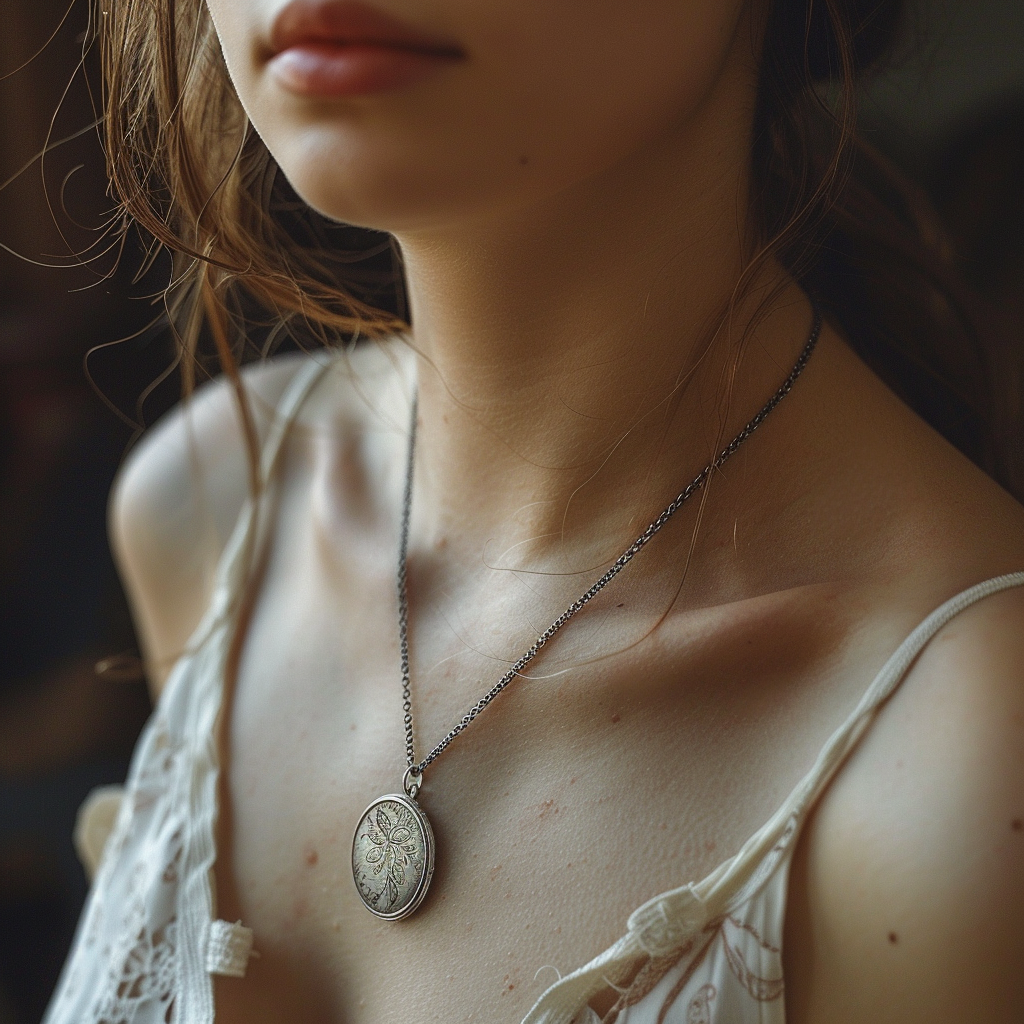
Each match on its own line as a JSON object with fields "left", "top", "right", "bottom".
{"left": 96, "top": 0, "right": 1003, "bottom": 493}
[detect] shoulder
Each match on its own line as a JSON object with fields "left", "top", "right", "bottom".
{"left": 111, "top": 342, "right": 409, "bottom": 691}
{"left": 112, "top": 355, "right": 310, "bottom": 560}
{"left": 110, "top": 354, "right": 313, "bottom": 690}
{"left": 785, "top": 579, "right": 1024, "bottom": 1024}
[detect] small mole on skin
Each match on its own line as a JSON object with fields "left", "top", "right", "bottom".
{"left": 611, "top": 713, "right": 621, "bottom": 724}
{"left": 1012, "top": 819, "right": 1023, "bottom": 832}
{"left": 305, "top": 848, "right": 319, "bottom": 867}
{"left": 349, "top": 723, "right": 357, "bottom": 731}
{"left": 888, "top": 932, "right": 899, "bottom": 945}
{"left": 519, "top": 155, "right": 529, "bottom": 166}
{"left": 617, "top": 603, "right": 624, "bottom": 608}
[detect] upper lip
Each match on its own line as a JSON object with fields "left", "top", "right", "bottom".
{"left": 268, "top": 0, "right": 464, "bottom": 57}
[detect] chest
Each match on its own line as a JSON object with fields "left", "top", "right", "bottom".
{"left": 209, "top": 531, "right": 860, "bottom": 1024}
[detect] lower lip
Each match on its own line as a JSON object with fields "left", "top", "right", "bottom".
{"left": 269, "top": 43, "right": 458, "bottom": 97}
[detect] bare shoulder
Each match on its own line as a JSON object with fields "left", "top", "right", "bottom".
{"left": 110, "top": 354, "right": 311, "bottom": 689}
{"left": 111, "top": 341, "right": 408, "bottom": 691}
{"left": 785, "top": 582, "right": 1024, "bottom": 1024}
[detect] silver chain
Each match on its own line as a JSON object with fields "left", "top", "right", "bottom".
{"left": 397, "top": 309, "right": 822, "bottom": 790}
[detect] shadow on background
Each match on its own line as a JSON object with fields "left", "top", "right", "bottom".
{"left": 0, "top": 0, "right": 1021, "bottom": 1021}
{"left": 929, "top": 94, "right": 1024, "bottom": 498}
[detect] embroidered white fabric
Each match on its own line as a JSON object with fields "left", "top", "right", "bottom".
{"left": 41, "top": 353, "right": 1024, "bottom": 1024}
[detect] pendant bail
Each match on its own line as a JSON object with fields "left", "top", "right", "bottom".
{"left": 403, "top": 765, "right": 423, "bottom": 799}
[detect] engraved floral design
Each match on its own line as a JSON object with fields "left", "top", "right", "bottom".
{"left": 361, "top": 803, "right": 420, "bottom": 912}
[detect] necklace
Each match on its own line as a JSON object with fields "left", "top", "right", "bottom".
{"left": 351, "top": 309, "right": 822, "bottom": 920}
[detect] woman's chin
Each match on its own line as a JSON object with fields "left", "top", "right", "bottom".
{"left": 270, "top": 133, "right": 468, "bottom": 233}
{"left": 274, "top": 148, "right": 527, "bottom": 236}
{"left": 284, "top": 176, "right": 464, "bottom": 235}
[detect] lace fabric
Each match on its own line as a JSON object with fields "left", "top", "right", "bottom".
{"left": 42, "top": 352, "right": 1024, "bottom": 1024}
{"left": 44, "top": 357, "right": 333, "bottom": 1024}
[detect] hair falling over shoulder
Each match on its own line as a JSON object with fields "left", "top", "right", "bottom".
{"left": 96, "top": 0, "right": 1019, "bottom": 500}
{"left": 99, "top": 0, "right": 405, "bottom": 406}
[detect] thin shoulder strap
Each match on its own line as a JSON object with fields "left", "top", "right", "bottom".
{"left": 701, "top": 571, "right": 1024, "bottom": 915}
{"left": 788, "top": 571, "right": 1024, "bottom": 818}
{"left": 258, "top": 354, "right": 336, "bottom": 483}
{"left": 190, "top": 355, "right": 335, "bottom": 643}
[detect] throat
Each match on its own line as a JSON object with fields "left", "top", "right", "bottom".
{"left": 402, "top": 290, "right": 818, "bottom": 578}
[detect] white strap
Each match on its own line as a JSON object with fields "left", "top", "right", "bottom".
{"left": 703, "top": 570, "right": 1024, "bottom": 918}
{"left": 783, "top": 571, "right": 1024, "bottom": 824}
{"left": 215, "top": 354, "right": 335, "bottom": 587}
{"left": 184, "top": 355, "right": 336, "bottom": 649}
{"left": 256, "top": 354, "right": 336, "bottom": 484}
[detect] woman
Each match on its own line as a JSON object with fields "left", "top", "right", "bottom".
{"left": 47, "top": 0, "right": 1024, "bottom": 1022}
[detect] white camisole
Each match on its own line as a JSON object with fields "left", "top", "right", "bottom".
{"left": 42, "top": 355, "right": 1024, "bottom": 1024}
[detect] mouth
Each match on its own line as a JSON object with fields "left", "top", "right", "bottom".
{"left": 266, "top": 0, "right": 465, "bottom": 98}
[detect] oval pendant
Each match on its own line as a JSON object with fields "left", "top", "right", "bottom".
{"left": 351, "top": 794, "right": 435, "bottom": 920}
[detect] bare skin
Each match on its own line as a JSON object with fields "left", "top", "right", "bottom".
{"left": 111, "top": 0, "right": 1024, "bottom": 1021}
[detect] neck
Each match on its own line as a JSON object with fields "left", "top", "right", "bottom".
{"left": 392, "top": 75, "right": 812, "bottom": 574}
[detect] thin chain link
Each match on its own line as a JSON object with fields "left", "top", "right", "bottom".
{"left": 397, "top": 387, "right": 419, "bottom": 771}
{"left": 398, "top": 310, "right": 822, "bottom": 782}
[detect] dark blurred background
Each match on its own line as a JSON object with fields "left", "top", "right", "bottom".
{"left": 0, "top": 0, "right": 1022, "bottom": 1021}
{"left": 0, "top": 5, "right": 170, "bottom": 1021}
